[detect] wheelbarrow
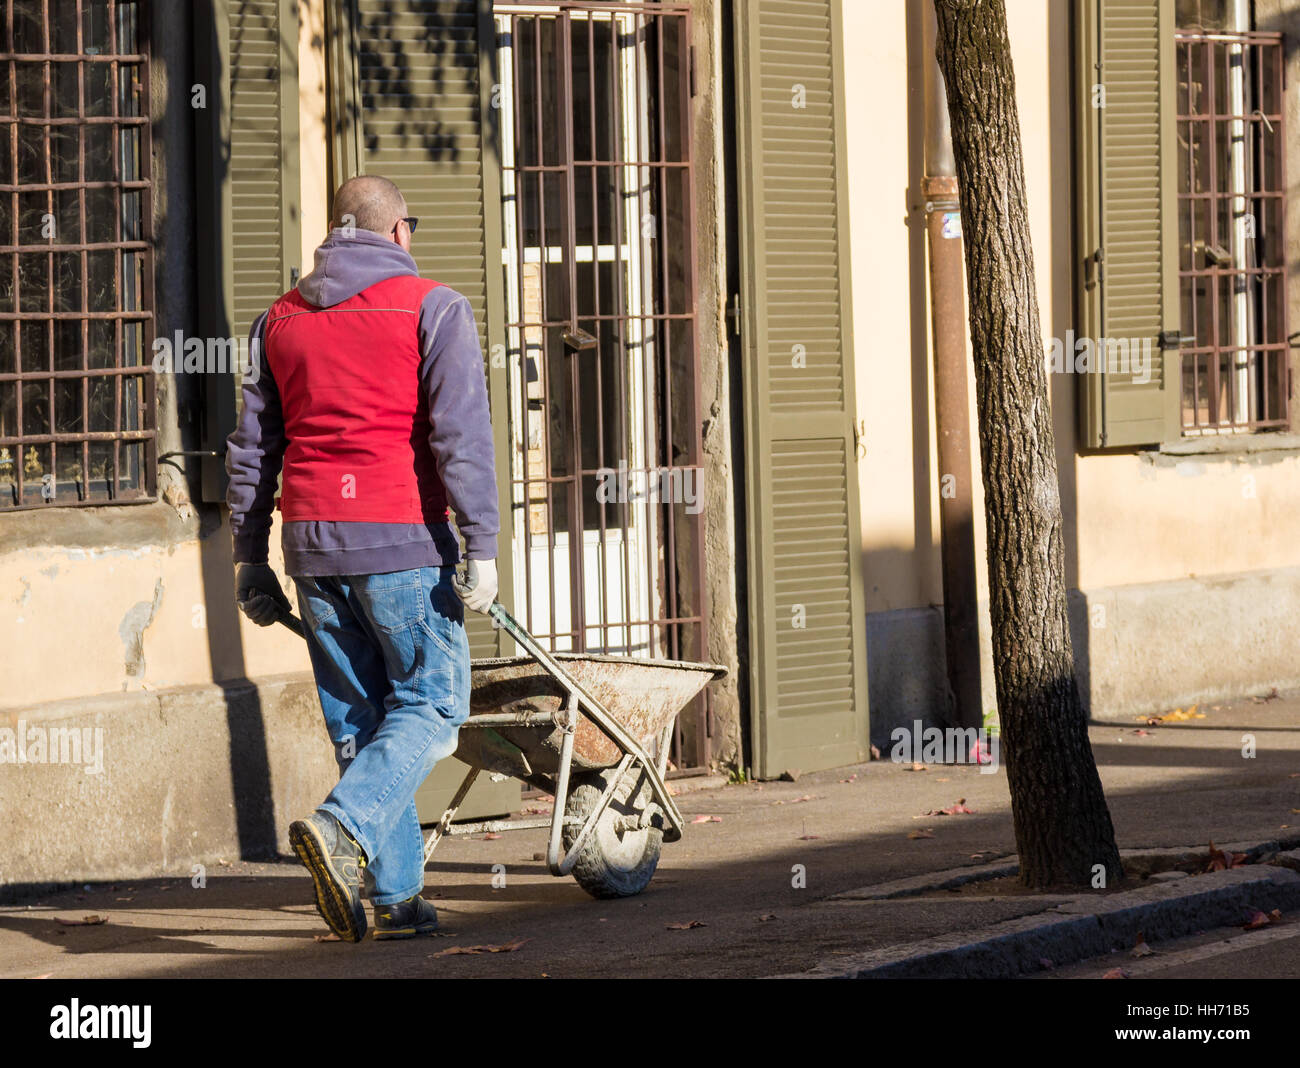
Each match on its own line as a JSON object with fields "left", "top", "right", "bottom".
{"left": 273, "top": 577, "right": 725, "bottom": 899}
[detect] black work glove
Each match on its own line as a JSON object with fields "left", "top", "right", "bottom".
{"left": 235, "top": 562, "right": 293, "bottom": 627}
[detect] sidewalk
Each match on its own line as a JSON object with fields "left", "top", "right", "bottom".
{"left": 2, "top": 691, "right": 1297, "bottom": 979}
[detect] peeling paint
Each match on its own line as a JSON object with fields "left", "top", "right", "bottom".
{"left": 118, "top": 579, "right": 164, "bottom": 678}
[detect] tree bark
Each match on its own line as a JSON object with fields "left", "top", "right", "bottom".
{"left": 932, "top": 0, "right": 1122, "bottom": 887}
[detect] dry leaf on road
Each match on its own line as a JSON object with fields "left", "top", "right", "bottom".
{"left": 926, "top": 799, "right": 975, "bottom": 816}
{"left": 666, "top": 920, "right": 707, "bottom": 931}
{"left": 55, "top": 915, "right": 107, "bottom": 927}
{"left": 431, "top": 939, "right": 530, "bottom": 957}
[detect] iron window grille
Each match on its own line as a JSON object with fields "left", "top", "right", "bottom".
{"left": 1175, "top": 28, "right": 1289, "bottom": 434}
{"left": 0, "top": 0, "right": 155, "bottom": 508}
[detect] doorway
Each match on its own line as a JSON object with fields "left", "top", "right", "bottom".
{"left": 494, "top": 2, "right": 710, "bottom": 768}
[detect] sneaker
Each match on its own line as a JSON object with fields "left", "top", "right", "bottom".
{"left": 288, "top": 810, "right": 368, "bottom": 943}
{"left": 372, "top": 894, "right": 440, "bottom": 940}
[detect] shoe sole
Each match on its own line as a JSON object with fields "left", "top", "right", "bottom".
{"left": 374, "top": 925, "right": 439, "bottom": 940}
{"left": 372, "top": 920, "right": 439, "bottom": 941}
{"left": 289, "top": 819, "right": 366, "bottom": 944}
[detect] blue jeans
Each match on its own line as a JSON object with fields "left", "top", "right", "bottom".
{"left": 292, "top": 566, "right": 471, "bottom": 905}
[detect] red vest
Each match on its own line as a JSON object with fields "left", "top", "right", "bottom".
{"left": 263, "top": 274, "right": 448, "bottom": 524}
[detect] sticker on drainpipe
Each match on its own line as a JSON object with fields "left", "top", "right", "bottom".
{"left": 941, "top": 212, "right": 962, "bottom": 240}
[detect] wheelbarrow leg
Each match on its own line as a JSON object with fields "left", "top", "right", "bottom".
{"left": 491, "top": 601, "right": 686, "bottom": 843}
{"left": 422, "top": 764, "right": 482, "bottom": 864}
{"left": 545, "top": 694, "right": 579, "bottom": 875}
{"left": 655, "top": 721, "right": 674, "bottom": 780}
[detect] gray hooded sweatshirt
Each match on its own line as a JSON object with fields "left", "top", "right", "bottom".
{"left": 224, "top": 228, "right": 499, "bottom": 576}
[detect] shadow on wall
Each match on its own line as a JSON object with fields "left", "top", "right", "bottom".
{"left": 866, "top": 0, "right": 1088, "bottom": 751}
{"left": 189, "top": 0, "right": 277, "bottom": 861}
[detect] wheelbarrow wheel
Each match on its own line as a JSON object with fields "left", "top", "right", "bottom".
{"left": 562, "top": 768, "right": 663, "bottom": 899}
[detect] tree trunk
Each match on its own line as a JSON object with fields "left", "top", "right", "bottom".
{"left": 932, "top": 0, "right": 1122, "bottom": 888}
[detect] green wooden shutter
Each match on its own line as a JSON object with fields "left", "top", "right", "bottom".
{"left": 1075, "top": 0, "right": 1181, "bottom": 448}
{"left": 195, "top": 0, "right": 301, "bottom": 500}
{"left": 733, "top": 0, "right": 869, "bottom": 779}
{"left": 340, "top": 0, "right": 510, "bottom": 660}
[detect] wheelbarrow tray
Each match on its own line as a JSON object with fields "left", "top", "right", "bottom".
{"left": 456, "top": 653, "right": 727, "bottom": 786}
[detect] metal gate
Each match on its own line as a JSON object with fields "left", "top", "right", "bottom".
{"left": 493, "top": 2, "right": 710, "bottom": 772}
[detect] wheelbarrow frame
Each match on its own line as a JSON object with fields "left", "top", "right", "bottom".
{"left": 422, "top": 600, "right": 690, "bottom": 876}
{"left": 276, "top": 595, "right": 710, "bottom": 881}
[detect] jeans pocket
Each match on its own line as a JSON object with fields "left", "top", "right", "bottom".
{"left": 358, "top": 570, "right": 425, "bottom": 635}
{"left": 293, "top": 577, "right": 338, "bottom": 628}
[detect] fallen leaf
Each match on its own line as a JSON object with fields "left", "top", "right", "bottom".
{"left": 926, "top": 798, "right": 975, "bottom": 816}
{"left": 790, "top": 795, "right": 816, "bottom": 804}
{"left": 30, "top": 974, "right": 52, "bottom": 980}
{"left": 838, "top": 774, "right": 858, "bottom": 783}
{"left": 1206, "top": 840, "right": 1248, "bottom": 872}
{"left": 482, "top": 832, "right": 502, "bottom": 840}
{"left": 431, "top": 939, "right": 530, "bottom": 957}
{"left": 1150, "top": 707, "right": 1207, "bottom": 724}
{"left": 666, "top": 920, "right": 707, "bottom": 931}
{"left": 1243, "top": 910, "right": 1272, "bottom": 930}
{"left": 55, "top": 915, "right": 107, "bottom": 926}
{"left": 869, "top": 745, "right": 881, "bottom": 760}
{"left": 691, "top": 814, "right": 722, "bottom": 824}
{"left": 758, "top": 914, "right": 777, "bottom": 922}
{"left": 907, "top": 762, "right": 927, "bottom": 772}
{"left": 313, "top": 932, "right": 341, "bottom": 942}
{"left": 908, "top": 829, "right": 936, "bottom": 840}
{"left": 797, "top": 834, "right": 821, "bottom": 840}
{"left": 1102, "top": 967, "right": 1129, "bottom": 979}
{"left": 1132, "top": 729, "right": 1152, "bottom": 737}
{"left": 1131, "top": 932, "right": 1154, "bottom": 958}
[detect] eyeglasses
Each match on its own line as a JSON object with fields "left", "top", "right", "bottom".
{"left": 393, "top": 216, "right": 419, "bottom": 236}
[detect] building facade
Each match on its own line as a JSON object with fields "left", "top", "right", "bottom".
{"left": 1, "top": 0, "right": 1296, "bottom": 893}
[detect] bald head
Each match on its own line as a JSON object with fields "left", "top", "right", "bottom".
{"left": 330, "top": 175, "right": 407, "bottom": 236}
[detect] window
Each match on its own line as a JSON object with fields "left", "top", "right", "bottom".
{"left": 0, "top": 0, "right": 154, "bottom": 508}
{"left": 1175, "top": 16, "right": 1288, "bottom": 433}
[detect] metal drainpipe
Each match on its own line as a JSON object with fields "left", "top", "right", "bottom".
{"left": 1228, "top": 0, "right": 1255, "bottom": 425}
{"left": 920, "top": 0, "right": 983, "bottom": 733}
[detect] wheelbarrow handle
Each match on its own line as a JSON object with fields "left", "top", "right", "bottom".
{"left": 276, "top": 609, "right": 305, "bottom": 638}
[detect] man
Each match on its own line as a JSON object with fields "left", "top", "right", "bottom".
{"left": 225, "top": 175, "right": 499, "bottom": 943}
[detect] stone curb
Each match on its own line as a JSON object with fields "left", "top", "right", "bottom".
{"left": 829, "top": 834, "right": 1300, "bottom": 902}
{"left": 776, "top": 865, "right": 1300, "bottom": 979}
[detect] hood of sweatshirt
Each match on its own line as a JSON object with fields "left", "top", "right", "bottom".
{"left": 297, "top": 227, "right": 419, "bottom": 308}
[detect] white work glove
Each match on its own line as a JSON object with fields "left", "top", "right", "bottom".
{"left": 453, "top": 557, "right": 498, "bottom": 614}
